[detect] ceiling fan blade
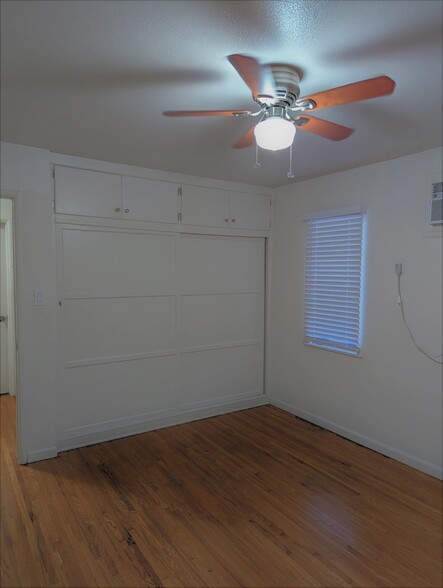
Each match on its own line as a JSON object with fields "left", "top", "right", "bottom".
{"left": 296, "top": 116, "right": 354, "bottom": 141}
{"left": 163, "top": 109, "right": 250, "bottom": 117}
{"left": 228, "top": 54, "right": 275, "bottom": 99}
{"left": 299, "top": 76, "right": 396, "bottom": 110}
{"left": 232, "top": 125, "right": 256, "bottom": 149}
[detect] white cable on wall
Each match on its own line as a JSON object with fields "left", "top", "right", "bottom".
{"left": 396, "top": 267, "right": 443, "bottom": 364}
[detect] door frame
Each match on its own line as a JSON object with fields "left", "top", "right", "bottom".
{"left": 0, "top": 192, "right": 23, "bottom": 463}
{"left": 0, "top": 216, "right": 16, "bottom": 395}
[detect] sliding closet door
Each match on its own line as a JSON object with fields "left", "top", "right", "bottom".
{"left": 180, "top": 235, "right": 265, "bottom": 409}
{"left": 58, "top": 226, "right": 177, "bottom": 435}
{"left": 58, "top": 226, "right": 266, "bottom": 443}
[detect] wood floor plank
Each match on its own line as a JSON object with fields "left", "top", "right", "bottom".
{"left": 1, "top": 396, "right": 442, "bottom": 587}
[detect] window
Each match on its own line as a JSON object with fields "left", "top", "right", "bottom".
{"left": 304, "top": 209, "right": 365, "bottom": 356}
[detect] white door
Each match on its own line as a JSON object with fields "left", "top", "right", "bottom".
{"left": 58, "top": 226, "right": 177, "bottom": 434}
{"left": 180, "top": 235, "right": 265, "bottom": 408}
{"left": 0, "top": 222, "right": 9, "bottom": 394}
{"left": 57, "top": 226, "right": 266, "bottom": 443}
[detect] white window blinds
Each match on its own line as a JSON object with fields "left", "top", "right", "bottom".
{"left": 304, "top": 212, "right": 365, "bottom": 356}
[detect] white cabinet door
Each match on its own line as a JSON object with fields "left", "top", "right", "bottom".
{"left": 229, "top": 192, "right": 272, "bottom": 230}
{"left": 55, "top": 166, "right": 122, "bottom": 218}
{"left": 181, "top": 185, "right": 229, "bottom": 228}
{"left": 122, "top": 176, "right": 179, "bottom": 223}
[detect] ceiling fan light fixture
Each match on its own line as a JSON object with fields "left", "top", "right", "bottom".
{"left": 254, "top": 116, "right": 296, "bottom": 151}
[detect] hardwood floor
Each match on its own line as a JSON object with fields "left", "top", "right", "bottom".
{"left": 1, "top": 395, "right": 442, "bottom": 587}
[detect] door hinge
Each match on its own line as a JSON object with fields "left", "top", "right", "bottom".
{"left": 178, "top": 186, "right": 182, "bottom": 197}
{"left": 178, "top": 212, "right": 182, "bottom": 222}
{"left": 51, "top": 167, "right": 55, "bottom": 178}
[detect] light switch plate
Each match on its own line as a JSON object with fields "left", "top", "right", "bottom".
{"left": 34, "top": 290, "right": 45, "bottom": 305}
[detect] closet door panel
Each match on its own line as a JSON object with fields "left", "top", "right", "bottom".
{"left": 62, "top": 229, "right": 176, "bottom": 295}
{"left": 63, "top": 297, "right": 176, "bottom": 364}
{"left": 180, "top": 234, "right": 265, "bottom": 408}
{"left": 181, "top": 293, "right": 263, "bottom": 350}
{"left": 58, "top": 225, "right": 178, "bottom": 436}
{"left": 180, "top": 235, "right": 264, "bottom": 294}
{"left": 181, "top": 345, "right": 263, "bottom": 408}
{"left": 61, "top": 356, "right": 176, "bottom": 430}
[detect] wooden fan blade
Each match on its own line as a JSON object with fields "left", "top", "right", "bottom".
{"left": 296, "top": 116, "right": 354, "bottom": 141}
{"left": 163, "top": 109, "right": 250, "bottom": 117}
{"left": 228, "top": 54, "right": 275, "bottom": 99}
{"left": 299, "top": 76, "right": 395, "bottom": 110}
{"left": 232, "top": 125, "right": 256, "bottom": 149}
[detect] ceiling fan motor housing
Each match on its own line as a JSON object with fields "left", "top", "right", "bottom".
{"left": 262, "top": 63, "right": 304, "bottom": 108}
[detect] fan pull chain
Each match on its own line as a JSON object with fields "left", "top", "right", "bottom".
{"left": 287, "top": 143, "right": 295, "bottom": 179}
{"left": 253, "top": 144, "right": 261, "bottom": 169}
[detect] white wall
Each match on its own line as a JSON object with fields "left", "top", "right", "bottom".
{"left": 270, "top": 147, "right": 443, "bottom": 478}
{"left": 0, "top": 143, "right": 57, "bottom": 462}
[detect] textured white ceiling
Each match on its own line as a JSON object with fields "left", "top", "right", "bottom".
{"left": 1, "top": 0, "right": 442, "bottom": 187}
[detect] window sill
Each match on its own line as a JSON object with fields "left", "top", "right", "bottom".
{"left": 304, "top": 341, "right": 363, "bottom": 359}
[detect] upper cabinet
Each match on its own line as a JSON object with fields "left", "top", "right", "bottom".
{"left": 122, "top": 176, "right": 179, "bottom": 223}
{"left": 181, "top": 185, "right": 229, "bottom": 228}
{"left": 181, "top": 184, "right": 271, "bottom": 230}
{"left": 229, "top": 192, "right": 272, "bottom": 230}
{"left": 55, "top": 166, "right": 122, "bottom": 218}
{"left": 55, "top": 166, "right": 271, "bottom": 231}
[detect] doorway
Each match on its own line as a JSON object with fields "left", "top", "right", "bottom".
{"left": 0, "top": 197, "right": 17, "bottom": 397}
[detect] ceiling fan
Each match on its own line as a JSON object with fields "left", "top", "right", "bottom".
{"left": 163, "top": 54, "right": 396, "bottom": 151}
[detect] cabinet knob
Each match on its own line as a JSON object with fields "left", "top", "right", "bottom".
{"left": 115, "top": 207, "right": 120, "bottom": 212}
{"left": 224, "top": 218, "right": 229, "bottom": 222}
{"left": 231, "top": 218, "right": 236, "bottom": 223}
{"left": 125, "top": 209, "right": 130, "bottom": 213}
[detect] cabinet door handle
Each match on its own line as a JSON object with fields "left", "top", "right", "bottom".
{"left": 125, "top": 209, "right": 130, "bottom": 213}
{"left": 115, "top": 208, "right": 120, "bottom": 213}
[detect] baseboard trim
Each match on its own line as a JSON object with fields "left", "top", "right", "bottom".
{"left": 27, "top": 446, "right": 58, "bottom": 464}
{"left": 58, "top": 394, "right": 269, "bottom": 453}
{"left": 269, "top": 398, "right": 443, "bottom": 480}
